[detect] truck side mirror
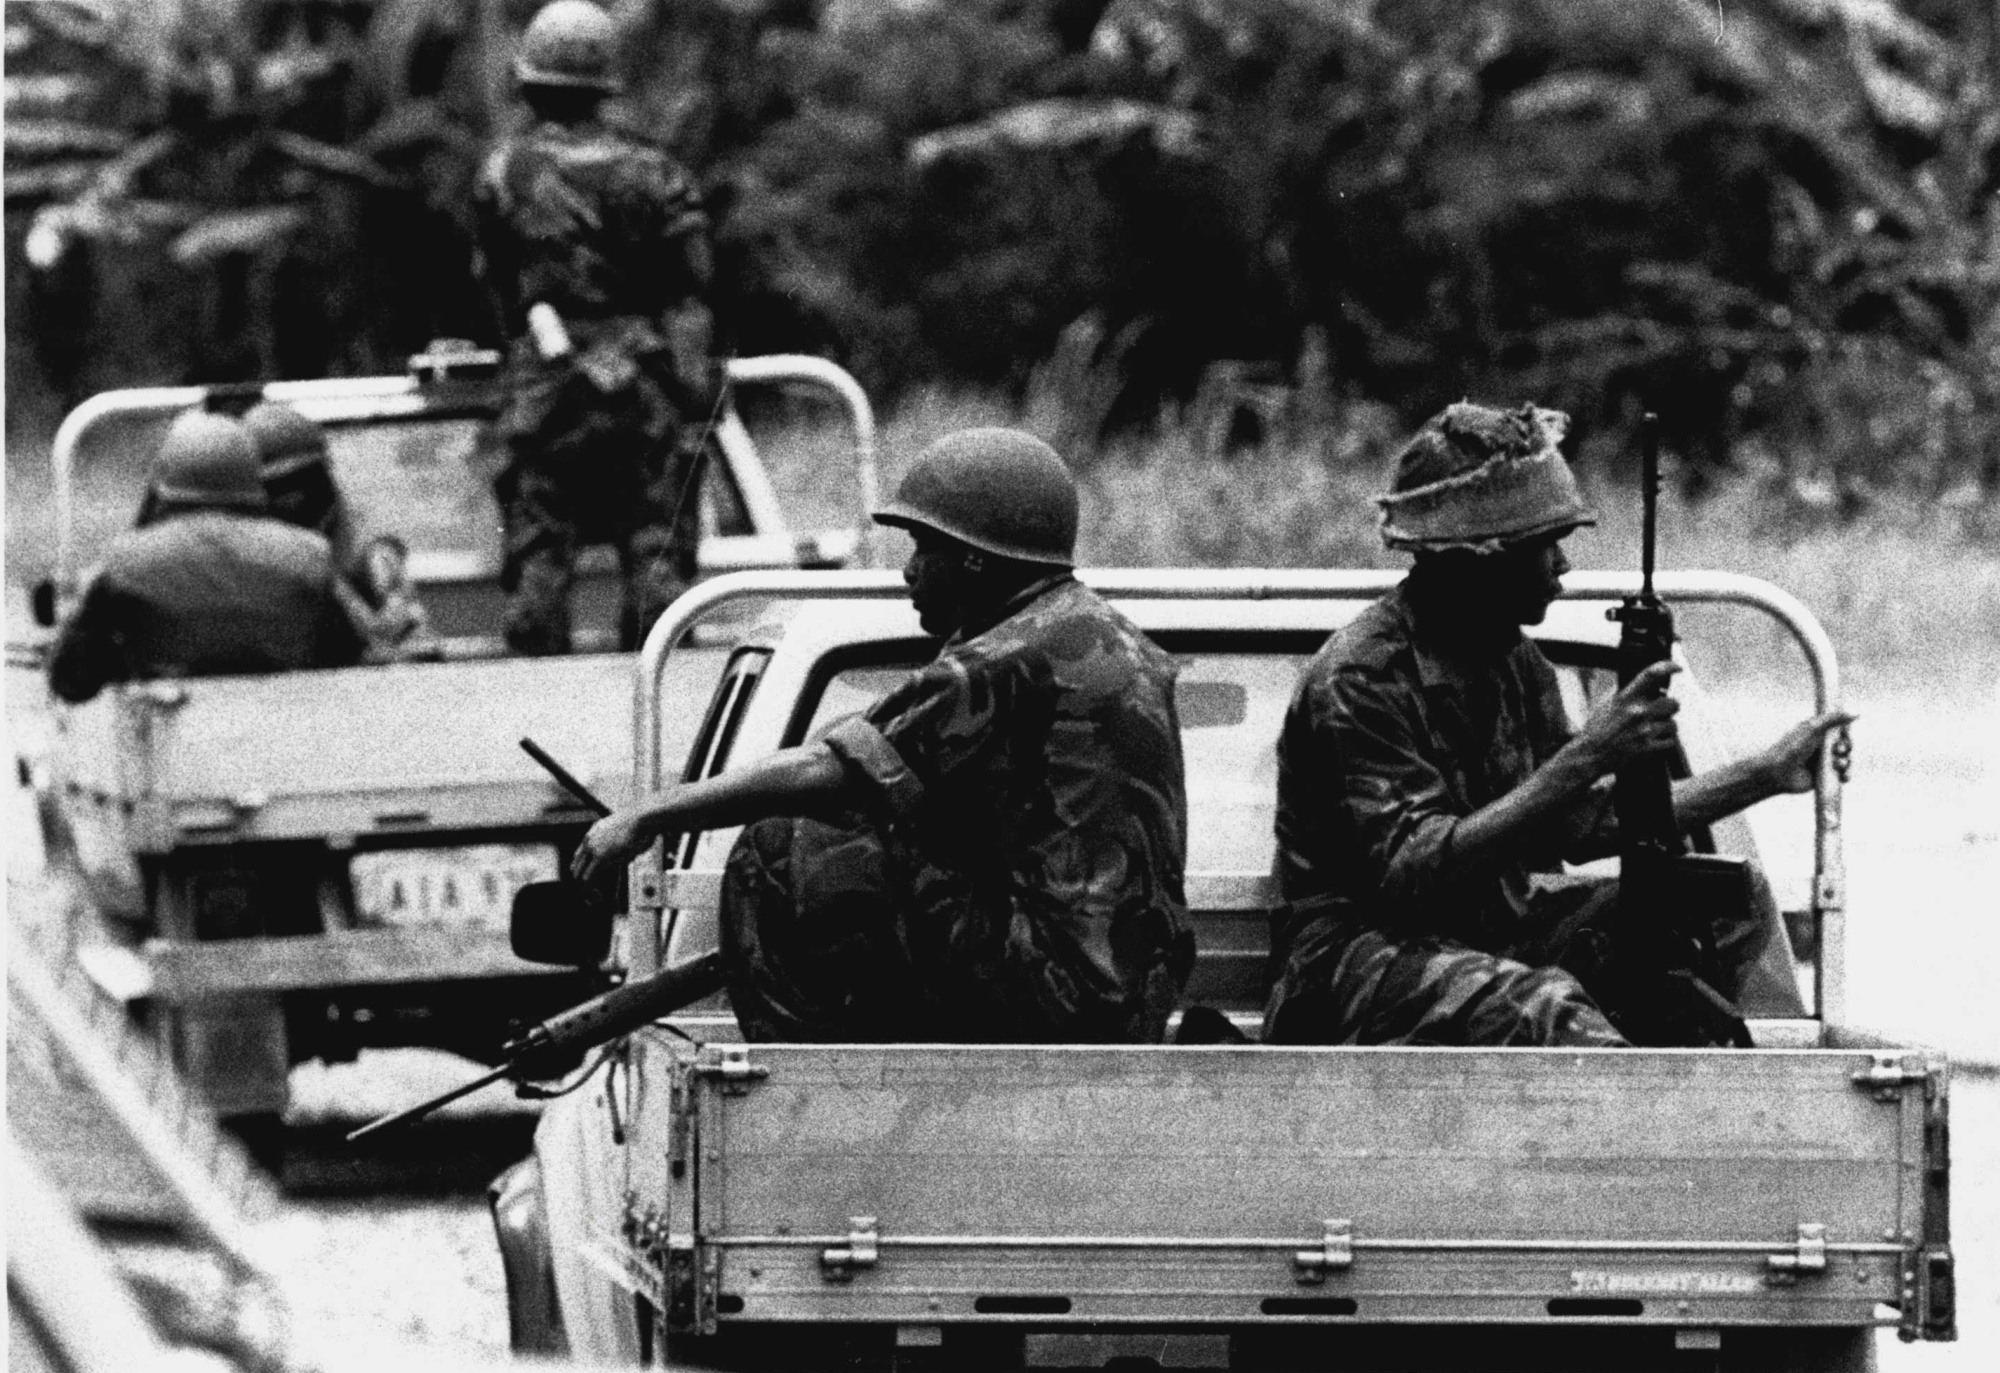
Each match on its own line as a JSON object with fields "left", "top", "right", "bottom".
{"left": 31, "top": 579, "right": 57, "bottom": 628}
{"left": 510, "top": 881, "right": 612, "bottom": 968}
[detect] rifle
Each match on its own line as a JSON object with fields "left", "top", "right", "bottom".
{"left": 520, "top": 736, "right": 610, "bottom": 818}
{"left": 1609, "top": 413, "right": 1678, "bottom": 849}
{"left": 345, "top": 950, "right": 724, "bottom": 1142}
{"left": 346, "top": 742, "right": 725, "bottom": 1142}
{"left": 1593, "top": 414, "right": 1752, "bottom": 1048}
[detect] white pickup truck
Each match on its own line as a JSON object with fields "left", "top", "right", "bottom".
{"left": 26, "top": 353, "right": 876, "bottom": 1122}
{"left": 492, "top": 567, "right": 1954, "bottom": 1373}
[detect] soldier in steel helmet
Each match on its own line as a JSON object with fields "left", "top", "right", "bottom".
{"left": 1262, "top": 402, "right": 1850, "bottom": 1048}
{"left": 572, "top": 428, "right": 1195, "bottom": 1043}
{"left": 241, "top": 399, "right": 356, "bottom": 570}
{"left": 48, "top": 411, "right": 366, "bottom": 704}
{"left": 473, "top": 0, "right": 717, "bottom": 655}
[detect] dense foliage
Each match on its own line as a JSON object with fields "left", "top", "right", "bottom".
{"left": 6, "top": 0, "right": 1996, "bottom": 499}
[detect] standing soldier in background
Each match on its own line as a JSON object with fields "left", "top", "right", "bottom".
{"left": 473, "top": 0, "right": 718, "bottom": 655}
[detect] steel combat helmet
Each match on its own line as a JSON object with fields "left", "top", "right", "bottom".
{"left": 514, "top": 0, "right": 621, "bottom": 93}
{"left": 874, "top": 427, "right": 1080, "bottom": 567}
{"left": 1376, "top": 401, "right": 1594, "bottom": 552}
{"left": 149, "top": 411, "right": 268, "bottom": 510}
{"left": 241, "top": 400, "right": 329, "bottom": 480}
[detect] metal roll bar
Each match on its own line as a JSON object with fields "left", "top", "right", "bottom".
{"left": 50, "top": 376, "right": 425, "bottom": 586}
{"left": 632, "top": 567, "right": 1847, "bottom": 1023}
{"left": 721, "top": 354, "right": 880, "bottom": 566}
{"left": 48, "top": 354, "right": 880, "bottom": 590}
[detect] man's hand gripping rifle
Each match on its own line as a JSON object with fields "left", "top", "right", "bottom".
{"left": 1609, "top": 413, "right": 1679, "bottom": 851}
{"left": 1598, "top": 415, "right": 1753, "bottom": 1048}
{"left": 347, "top": 742, "right": 723, "bottom": 1142}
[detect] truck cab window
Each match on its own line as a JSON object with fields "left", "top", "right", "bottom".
{"left": 673, "top": 647, "right": 771, "bottom": 868}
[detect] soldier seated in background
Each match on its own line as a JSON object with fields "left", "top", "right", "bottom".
{"left": 1263, "top": 402, "right": 1848, "bottom": 1048}
{"left": 473, "top": 0, "right": 717, "bottom": 656}
{"left": 242, "top": 398, "right": 356, "bottom": 570}
{"left": 48, "top": 411, "right": 366, "bottom": 704}
{"left": 572, "top": 429, "right": 1195, "bottom": 1044}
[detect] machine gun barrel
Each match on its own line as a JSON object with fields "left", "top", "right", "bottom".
{"left": 345, "top": 1062, "right": 517, "bottom": 1142}
{"left": 345, "top": 952, "right": 725, "bottom": 1143}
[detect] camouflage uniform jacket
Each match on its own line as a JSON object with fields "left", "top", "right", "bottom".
{"left": 472, "top": 117, "right": 708, "bottom": 341}
{"left": 821, "top": 574, "right": 1195, "bottom": 1039}
{"left": 1274, "top": 580, "right": 1616, "bottom": 960}
{"left": 48, "top": 511, "right": 365, "bottom": 704}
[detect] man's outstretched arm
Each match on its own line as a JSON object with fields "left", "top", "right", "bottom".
{"left": 569, "top": 743, "right": 852, "bottom": 884}
{"left": 1670, "top": 709, "right": 1855, "bottom": 832}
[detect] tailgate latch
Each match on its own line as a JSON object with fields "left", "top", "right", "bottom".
{"left": 1294, "top": 1219, "right": 1354, "bottom": 1283}
{"left": 821, "top": 1216, "right": 879, "bottom": 1281}
{"left": 1766, "top": 1223, "right": 1828, "bottom": 1283}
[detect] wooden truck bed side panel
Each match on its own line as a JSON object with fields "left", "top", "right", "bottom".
{"left": 654, "top": 1042, "right": 1925, "bottom": 1331}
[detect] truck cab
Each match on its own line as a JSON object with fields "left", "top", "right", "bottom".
{"left": 500, "top": 568, "right": 1952, "bottom": 1372}
{"left": 27, "top": 354, "right": 876, "bottom": 1122}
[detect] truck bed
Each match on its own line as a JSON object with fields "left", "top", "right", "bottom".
{"left": 52, "top": 654, "right": 636, "bottom": 848}
{"left": 618, "top": 1038, "right": 1951, "bottom": 1341}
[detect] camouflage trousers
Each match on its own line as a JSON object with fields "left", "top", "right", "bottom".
{"left": 719, "top": 815, "right": 1173, "bottom": 1044}
{"left": 498, "top": 461, "right": 697, "bottom": 654}
{"left": 496, "top": 329, "right": 705, "bottom": 655}
{"left": 1260, "top": 874, "right": 1787, "bottom": 1049}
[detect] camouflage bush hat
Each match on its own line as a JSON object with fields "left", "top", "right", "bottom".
{"left": 242, "top": 400, "right": 329, "bottom": 479}
{"left": 1376, "top": 401, "right": 1594, "bottom": 552}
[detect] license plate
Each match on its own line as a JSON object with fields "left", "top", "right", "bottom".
{"left": 350, "top": 843, "right": 560, "bottom": 930}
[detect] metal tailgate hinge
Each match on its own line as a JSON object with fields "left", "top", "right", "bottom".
{"left": 1766, "top": 1223, "right": 1828, "bottom": 1283}
{"left": 692, "top": 1045, "right": 768, "bottom": 1094}
{"left": 821, "top": 1216, "right": 879, "bottom": 1282}
{"left": 1852, "top": 1054, "right": 1931, "bottom": 1102}
{"left": 1294, "top": 1219, "right": 1354, "bottom": 1283}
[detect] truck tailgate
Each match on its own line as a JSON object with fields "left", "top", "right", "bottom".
{"left": 55, "top": 655, "right": 635, "bottom": 845}
{"left": 637, "top": 1041, "right": 1950, "bottom": 1338}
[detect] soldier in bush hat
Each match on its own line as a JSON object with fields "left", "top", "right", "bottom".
{"left": 473, "top": 0, "right": 717, "bottom": 655}
{"left": 49, "top": 411, "right": 365, "bottom": 703}
{"left": 573, "top": 427, "right": 1195, "bottom": 1043}
{"left": 1262, "top": 401, "right": 1847, "bottom": 1048}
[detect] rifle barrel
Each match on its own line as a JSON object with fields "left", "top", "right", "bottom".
{"left": 344, "top": 1061, "right": 515, "bottom": 1142}
{"left": 1639, "top": 412, "right": 1660, "bottom": 598}
{"left": 521, "top": 737, "right": 612, "bottom": 817}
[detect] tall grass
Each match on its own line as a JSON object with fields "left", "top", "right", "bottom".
{"left": 9, "top": 376, "right": 1994, "bottom": 705}
{"left": 764, "top": 387, "right": 2000, "bottom": 707}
